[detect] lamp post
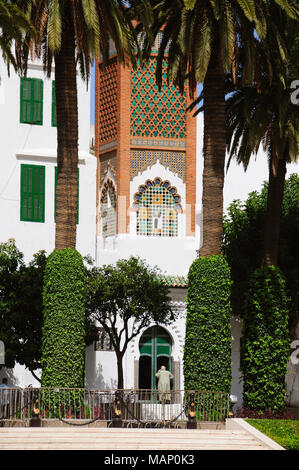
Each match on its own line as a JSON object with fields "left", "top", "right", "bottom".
{"left": 187, "top": 392, "right": 197, "bottom": 429}
{"left": 29, "top": 391, "right": 41, "bottom": 427}
{"left": 111, "top": 391, "right": 123, "bottom": 428}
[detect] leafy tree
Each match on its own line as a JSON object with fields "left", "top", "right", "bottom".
{"left": 0, "top": 239, "right": 24, "bottom": 369}
{"left": 0, "top": 240, "right": 96, "bottom": 382}
{"left": 85, "top": 257, "right": 175, "bottom": 389}
{"left": 41, "top": 249, "right": 86, "bottom": 388}
{"left": 184, "top": 255, "right": 232, "bottom": 393}
{"left": 226, "top": 12, "right": 299, "bottom": 267}
{"left": 241, "top": 266, "right": 290, "bottom": 412}
{"left": 222, "top": 174, "right": 299, "bottom": 337}
{"left": 0, "top": 0, "right": 35, "bottom": 74}
{"left": 0, "top": 240, "right": 45, "bottom": 382}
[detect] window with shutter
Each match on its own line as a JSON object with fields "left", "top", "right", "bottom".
{"left": 20, "top": 164, "right": 45, "bottom": 222}
{"left": 52, "top": 81, "right": 57, "bottom": 127}
{"left": 54, "top": 167, "right": 79, "bottom": 224}
{"left": 20, "top": 78, "right": 43, "bottom": 125}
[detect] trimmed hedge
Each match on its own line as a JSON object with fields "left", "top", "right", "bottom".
{"left": 41, "top": 248, "right": 86, "bottom": 388}
{"left": 183, "top": 255, "right": 232, "bottom": 393}
{"left": 241, "top": 266, "right": 290, "bottom": 411}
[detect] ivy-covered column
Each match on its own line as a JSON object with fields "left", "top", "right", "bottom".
{"left": 241, "top": 266, "right": 289, "bottom": 411}
{"left": 183, "top": 255, "right": 232, "bottom": 393}
{"left": 41, "top": 248, "right": 86, "bottom": 388}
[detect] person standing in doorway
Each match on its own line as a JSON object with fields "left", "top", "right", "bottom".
{"left": 156, "top": 365, "right": 173, "bottom": 403}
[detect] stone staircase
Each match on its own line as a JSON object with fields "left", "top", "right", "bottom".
{"left": 0, "top": 427, "right": 272, "bottom": 450}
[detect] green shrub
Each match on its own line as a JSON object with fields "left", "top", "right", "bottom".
{"left": 241, "top": 266, "right": 290, "bottom": 411}
{"left": 183, "top": 255, "right": 232, "bottom": 393}
{"left": 40, "top": 388, "right": 85, "bottom": 418}
{"left": 41, "top": 248, "right": 86, "bottom": 388}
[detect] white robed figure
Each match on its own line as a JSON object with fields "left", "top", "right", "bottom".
{"left": 156, "top": 365, "right": 173, "bottom": 402}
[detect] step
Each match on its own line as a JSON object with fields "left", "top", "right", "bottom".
{"left": 0, "top": 444, "right": 266, "bottom": 450}
{"left": 0, "top": 427, "right": 270, "bottom": 450}
{"left": 0, "top": 434, "right": 253, "bottom": 441}
{"left": 0, "top": 428, "right": 248, "bottom": 434}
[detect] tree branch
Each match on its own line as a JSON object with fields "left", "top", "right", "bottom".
{"left": 29, "top": 369, "right": 41, "bottom": 383}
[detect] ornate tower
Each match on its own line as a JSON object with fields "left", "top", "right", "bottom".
{"left": 95, "top": 36, "right": 197, "bottom": 275}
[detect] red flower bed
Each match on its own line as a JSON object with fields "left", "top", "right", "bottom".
{"left": 234, "top": 407, "right": 297, "bottom": 420}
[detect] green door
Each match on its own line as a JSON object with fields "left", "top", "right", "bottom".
{"left": 139, "top": 326, "right": 172, "bottom": 390}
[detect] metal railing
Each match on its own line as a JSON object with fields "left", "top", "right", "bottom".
{"left": 0, "top": 388, "right": 230, "bottom": 424}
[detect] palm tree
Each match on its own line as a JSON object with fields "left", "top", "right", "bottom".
{"left": 0, "top": 0, "right": 35, "bottom": 73}
{"left": 226, "top": 15, "right": 299, "bottom": 267}
{"left": 18, "top": 0, "right": 138, "bottom": 250}
{"left": 139, "top": 0, "right": 299, "bottom": 257}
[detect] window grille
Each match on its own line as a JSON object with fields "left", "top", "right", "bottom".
{"left": 135, "top": 178, "right": 181, "bottom": 237}
{"left": 101, "top": 180, "right": 117, "bottom": 237}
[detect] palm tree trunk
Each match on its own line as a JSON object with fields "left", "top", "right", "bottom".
{"left": 54, "top": 17, "right": 78, "bottom": 250}
{"left": 200, "top": 45, "right": 226, "bottom": 257}
{"left": 264, "top": 154, "right": 287, "bottom": 266}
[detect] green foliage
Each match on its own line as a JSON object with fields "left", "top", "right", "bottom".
{"left": 86, "top": 256, "right": 174, "bottom": 388}
{"left": 0, "top": 239, "right": 45, "bottom": 375}
{"left": 40, "top": 388, "right": 85, "bottom": 419}
{"left": 19, "top": 0, "right": 139, "bottom": 80}
{"left": 222, "top": 174, "right": 299, "bottom": 331}
{"left": 183, "top": 255, "right": 232, "bottom": 393}
{"left": 241, "top": 266, "right": 290, "bottom": 412}
{"left": 247, "top": 419, "right": 299, "bottom": 451}
{"left": 0, "top": 0, "right": 35, "bottom": 74}
{"left": 225, "top": 11, "right": 299, "bottom": 172}
{"left": 41, "top": 249, "right": 86, "bottom": 388}
{"left": 141, "top": 0, "right": 299, "bottom": 97}
{"left": 0, "top": 240, "right": 95, "bottom": 380}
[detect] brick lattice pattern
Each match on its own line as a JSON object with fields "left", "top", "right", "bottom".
{"left": 131, "top": 58, "right": 186, "bottom": 140}
{"left": 99, "top": 58, "right": 118, "bottom": 144}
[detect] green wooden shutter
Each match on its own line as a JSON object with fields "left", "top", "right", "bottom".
{"left": 20, "top": 164, "right": 45, "bottom": 222}
{"left": 20, "top": 78, "right": 43, "bottom": 125}
{"left": 20, "top": 78, "right": 32, "bottom": 123}
{"left": 52, "top": 81, "right": 57, "bottom": 127}
{"left": 55, "top": 167, "right": 79, "bottom": 224}
{"left": 32, "top": 79, "right": 43, "bottom": 125}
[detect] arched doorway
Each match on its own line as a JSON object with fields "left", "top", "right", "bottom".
{"left": 138, "top": 326, "right": 172, "bottom": 390}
